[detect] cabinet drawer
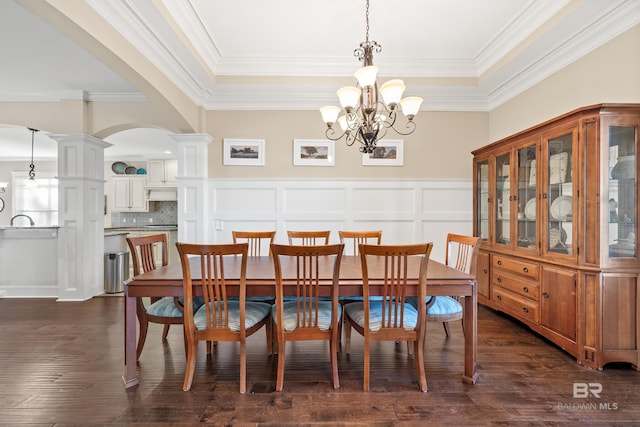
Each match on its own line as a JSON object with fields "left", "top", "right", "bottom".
{"left": 492, "top": 255, "right": 539, "bottom": 280}
{"left": 492, "top": 286, "right": 539, "bottom": 322}
{"left": 492, "top": 269, "right": 540, "bottom": 301}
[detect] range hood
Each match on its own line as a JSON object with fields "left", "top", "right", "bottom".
{"left": 146, "top": 187, "right": 177, "bottom": 201}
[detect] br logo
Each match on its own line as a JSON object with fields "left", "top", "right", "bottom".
{"left": 573, "top": 382, "right": 602, "bottom": 398}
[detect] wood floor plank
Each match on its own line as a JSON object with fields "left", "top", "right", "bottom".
{"left": 0, "top": 297, "right": 638, "bottom": 425}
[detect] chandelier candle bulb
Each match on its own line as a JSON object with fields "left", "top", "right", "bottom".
{"left": 337, "top": 86, "right": 361, "bottom": 111}
{"left": 380, "top": 79, "right": 406, "bottom": 106}
{"left": 320, "top": 105, "right": 341, "bottom": 127}
{"left": 354, "top": 65, "right": 378, "bottom": 87}
{"left": 399, "top": 96, "right": 423, "bottom": 119}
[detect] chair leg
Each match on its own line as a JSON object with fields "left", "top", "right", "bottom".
{"left": 414, "top": 340, "right": 428, "bottom": 392}
{"left": 363, "top": 338, "right": 370, "bottom": 391}
{"left": 266, "top": 317, "right": 274, "bottom": 355}
{"left": 136, "top": 319, "right": 149, "bottom": 361}
{"left": 345, "top": 320, "right": 352, "bottom": 354}
{"left": 442, "top": 321, "right": 451, "bottom": 337}
{"left": 162, "top": 324, "right": 170, "bottom": 340}
{"left": 182, "top": 340, "right": 198, "bottom": 391}
{"left": 330, "top": 334, "right": 340, "bottom": 389}
{"left": 275, "top": 340, "right": 286, "bottom": 392}
{"left": 239, "top": 340, "right": 247, "bottom": 394}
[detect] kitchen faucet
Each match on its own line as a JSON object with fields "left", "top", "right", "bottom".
{"left": 10, "top": 214, "right": 35, "bottom": 226}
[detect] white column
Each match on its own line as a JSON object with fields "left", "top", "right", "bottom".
{"left": 170, "top": 133, "right": 211, "bottom": 243}
{"left": 50, "top": 134, "right": 111, "bottom": 301}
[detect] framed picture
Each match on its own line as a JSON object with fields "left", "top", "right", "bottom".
{"left": 223, "top": 139, "right": 265, "bottom": 166}
{"left": 361, "top": 140, "right": 404, "bottom": 166}
{"left": 293, "top": 139, "right": 335, "bottom": 166}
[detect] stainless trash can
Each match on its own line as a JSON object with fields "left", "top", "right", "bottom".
{"left": 104, "top": 251, "right": 129, "bottom": 294}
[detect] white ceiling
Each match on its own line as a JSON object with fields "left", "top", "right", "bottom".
{"left": 1, "top": 0, "right": 639, "bottom": 160}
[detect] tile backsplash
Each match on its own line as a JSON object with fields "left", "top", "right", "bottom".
{"left": 110, "top": 201, "right": 177, "bottom": 227}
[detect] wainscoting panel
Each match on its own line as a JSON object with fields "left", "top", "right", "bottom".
{"left": 207, "top": 178, "right": 472, "bottom": 263}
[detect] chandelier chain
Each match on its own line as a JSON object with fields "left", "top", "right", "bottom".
{"left": 365, "top": 0, "right": 370, "bottom": 42}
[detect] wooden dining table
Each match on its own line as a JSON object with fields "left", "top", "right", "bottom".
{"left": 122, "top": 255, "right": 478, "bottom": 388}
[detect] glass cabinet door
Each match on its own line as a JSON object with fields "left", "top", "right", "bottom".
{"left": 476, "top": 159, "right": 489, "bottom": 242}
{"left": 516, "top": 144, "right": 537, "bottom": 251}
{"left": 607, "top": 122, "right": 638, "bottom": 258}
{"left": 545, "top": 131, "right": 575, "bottom": 256}
{"left": 495, "top": 152, "right": 511, "bottom": 247}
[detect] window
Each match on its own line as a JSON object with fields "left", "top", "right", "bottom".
{"left": 12, "top": 172, "right": 58, "bottom": 226}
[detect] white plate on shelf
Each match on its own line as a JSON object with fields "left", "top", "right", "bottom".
{"left": 525, "top": 198, "right": 536, "bottom": 219}
{"left": 550, "top": 195, "right": 572, "bottom": 220}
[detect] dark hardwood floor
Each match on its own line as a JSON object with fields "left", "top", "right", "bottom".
{"left": 0, "top": 296, "right": 638, "bottom": 426}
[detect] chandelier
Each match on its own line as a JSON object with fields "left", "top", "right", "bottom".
{"left": 320, "top": 0, "right": 423, "bottom": 154}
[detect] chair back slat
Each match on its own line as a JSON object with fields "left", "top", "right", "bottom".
{"left": 232, "top": 231, "right": 276, "bottom": 257}
{"left": 287, "top": 230, "right": 331, "bottom": 245}
{"left": 339, "top": 230, "right": 382, "bottom": 255}
{"left": 126, "top": 234, "right": 168, "bottom": 275}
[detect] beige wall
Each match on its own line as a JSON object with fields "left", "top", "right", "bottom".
{"left": 490, "top": 24, "right": 640, "bottom": 142}
{"left": 206, "top": 110, "right": 487, "bottom": 180}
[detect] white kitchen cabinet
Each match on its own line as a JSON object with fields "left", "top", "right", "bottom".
{"left": 113, "top": 176, "right": 148, "bottom": 212}
{"left": 146, "top": 159, "right": 177, "bottom": 187}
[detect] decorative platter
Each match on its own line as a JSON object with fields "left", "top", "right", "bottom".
{"left": 111, "top": 161, "right": 127, "bottom": 174}
{"left": 136, "top": 168, "right": 146, "bottom": 175}
{"left": 525, "top": 198, "right": 536, "bottom": 220}
{"left": 550, "top": 195, "right": 572, "bottom": 220}
{"left": 549, "top": 227, "right": 567, "bottom": 248}
{"left": 125, "top": 166, "right": 138, "bottom": 174}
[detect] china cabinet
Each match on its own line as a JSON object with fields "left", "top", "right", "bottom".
{"left": 473, "top": 104, "right": 640, "bottom": 370}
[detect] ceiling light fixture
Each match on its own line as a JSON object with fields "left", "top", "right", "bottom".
{"left": 25, "top": 127, "right": 39, "bottom": 189}
{"left": 320, "top": 0, "right": 423, "bottom": 154}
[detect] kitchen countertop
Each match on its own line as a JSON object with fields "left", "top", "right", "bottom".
{"left": 105, "top": 226, "right": 178, "bottom": 233}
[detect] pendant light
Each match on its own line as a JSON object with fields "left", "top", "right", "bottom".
{"left": 25, "top": 127, "right": 39, "bottom": 189}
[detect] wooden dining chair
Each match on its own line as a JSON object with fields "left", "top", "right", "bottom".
{"left": 176, "top": 242, "right": 271, "bottom": 393}
{"left": 415, "top": 233, "right": 482, "bottom": 337}
{"left": 343, "top": 242, "right": 433, "bottom": 391}
{"left": 338, "top": 230, "right": 382, "bottom": 255}
{"left": 287, "top": 230, "right": 330, "bottom": 245}
{"left": 270, "top": 242, "right": 345, "bottom": 391}
{"left": 127, "top": 234, "right": 203, "bottom": 361}
{"left": 337, "top": 230, "right": 383, "bottom": 345}
{"left": 232, "top": 230, "right": 276, "bottom": 352}
{"left": 232, "top": 230, "right": 276, "bottom": 256}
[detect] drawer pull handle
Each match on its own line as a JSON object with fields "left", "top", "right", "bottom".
{"left": 542, "top": 292, "right": 550, "bottom": 298}
{"left": 523, "top": 307, "right": 529, "bottom": 313}
{"left": 483, "top": 268, "right": 488, "bottom": 274}
{"left": 497, "top": 260, "right": 502, "bottom": 266}
{"left": 497, "top": 277, "right": 502, "bottom": 283}
{"left": 523, "top": 286, "right": 529, "bottom": 293}
{"left": 496, "top": 295, "right": 502, "bottom": 301}
{"left": 523, "top": 267, "right": 529, "bottom": 273}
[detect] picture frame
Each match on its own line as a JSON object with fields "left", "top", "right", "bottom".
{"left": 293, "top": 139, "right": 335, "bottom": 166}
{"left": 361, "top": 140, "right": 404, "bottom": 166}
{"left": 223, "top": 139, "right": 265, "bottom": 166}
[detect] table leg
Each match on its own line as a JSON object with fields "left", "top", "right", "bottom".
{"left": 462, "top": 282, "right": 479, "bottom": 384}
{"left": 122, "top": 288, "right": 140, "bottom": 388}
